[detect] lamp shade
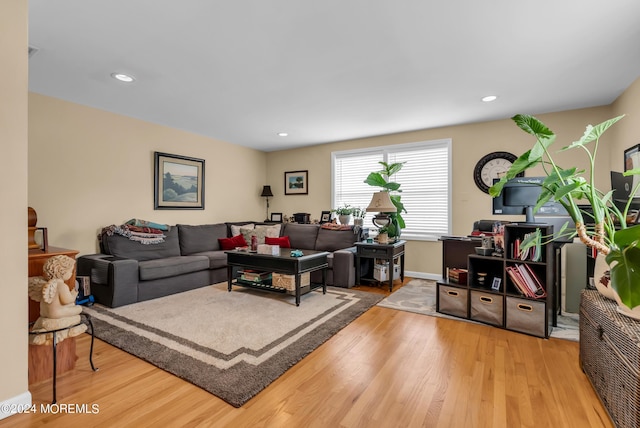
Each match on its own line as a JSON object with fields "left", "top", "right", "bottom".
{"left": 260, "top": 185, "right": 274, "bottom": 197}
{"left": 366, "top": 191, "right": 397, "bottom": 212}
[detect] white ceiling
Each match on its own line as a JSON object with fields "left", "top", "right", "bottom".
{"left": 28, "top": 1, "right": 640, "bottom": 152}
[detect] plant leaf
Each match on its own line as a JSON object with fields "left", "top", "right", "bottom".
{"left": 606, "top": 230, "right": 640, "bottom": 309}
{"left": 385, "top": 162, "right": 406, "bottom": 176}
{"left": 364, "top": 172, "right": 387, "bottom": 187}
{"left": 529, "top": 134, "right": 556, "bottom": 161}
{"left": 563, "top": 115, "right": 625, "bottom": 149}
{"left": 383, "top": 182, "right": 401, "bottom": 192}
{"left": 511, "top": 114, "right": 554, "bottom": 140}
{"left": 623, "top": 167, "right": 640, "bottom": 176}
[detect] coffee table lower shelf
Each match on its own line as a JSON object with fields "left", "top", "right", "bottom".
{"left": 232, "top": 279, "right": 321, "bottom": 297}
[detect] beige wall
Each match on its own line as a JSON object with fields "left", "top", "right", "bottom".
{"left": 267, "top": 106, "right": 615, "bottom": 276}
{"left": 28, "top": 94, "right": 268, "bottom": 256}
{"left": 611, "top": 76, "right": 640, "bottom": 171}
{"left": 0, "top": 0, "right": 30, "bottom": 415}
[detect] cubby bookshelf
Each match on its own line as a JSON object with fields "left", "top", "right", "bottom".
{"left": 437, "top": 224, "right": 554, "bottom": 338}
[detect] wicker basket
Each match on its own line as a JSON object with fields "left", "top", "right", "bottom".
{"left": 580, "top": 290, "right": 640, "bottom": 428}
{"left": 272, "top": 272, "right": 310, "bottom": 291}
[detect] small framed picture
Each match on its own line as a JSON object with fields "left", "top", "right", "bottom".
{"left": 491, "top": 277, "right": 502, "bottom": 291}
{"left": 284, "top": 170, "right": 308, "bottom": 195}
{"left": 320, "top": 210, "right": 331, "bottom": 223}
{"left": 270, "top": 212, "right": 283, "bottom": 223}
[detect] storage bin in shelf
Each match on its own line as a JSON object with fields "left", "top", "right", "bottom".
{"left": 470, "top": 290, "right": 504, "bottom": 327}
{"left": 437, "top": 284, "right": 469, "bottom": 318}
{"left": 505, "top": 296, "right": 547, "bottom": 337}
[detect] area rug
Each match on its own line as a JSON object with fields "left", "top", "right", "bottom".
{"left": 378, "top": 279, "right": 579, "bottom": 341}
{"left": 83, "top": 283, "right": 383, "bottom": 407}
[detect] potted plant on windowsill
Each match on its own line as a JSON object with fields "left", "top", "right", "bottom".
{"left": 489, "top": 114, "right": 640, "bottom": 315}
{"left": 352, "top": 207, "right": 366, "bottom": 227}
{"left": 331, "top": 205, "right": 355, "bottom": 225}
{"left": 364, "top": 161, "right": 407, "bottom": 239}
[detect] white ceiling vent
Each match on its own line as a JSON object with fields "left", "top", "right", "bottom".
{"left": 28, "top": 45, "right": 39, "bottom": 58}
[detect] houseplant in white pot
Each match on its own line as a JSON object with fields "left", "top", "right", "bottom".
{"left": 331, "top": 205, "right": 355, "bottom": 225}
{"left": 364, "top": 161, "right": 407, "bottom": 239}
{"left": 490, "top": 114, "right": 640, "bottom": 315}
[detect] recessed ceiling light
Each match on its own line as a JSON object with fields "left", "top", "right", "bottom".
{"left": 111, "top": 72, "right": 135, "bottom": 83}
{"left": 482, "top": 95, "right": 498, "bottom": 102}
{"left": 277, "top": 132, "right": 288, "bottom": 137}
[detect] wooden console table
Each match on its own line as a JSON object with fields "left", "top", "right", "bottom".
{"left": 28, "top": 246, "right": 79, "bottom": 384}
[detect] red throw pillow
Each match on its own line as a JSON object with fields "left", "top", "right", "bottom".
{"left": 218, "top": 234, "right": 248, "bottom": 250}
{"left": 265, "top": 236, "right": 291, "bottom": 248}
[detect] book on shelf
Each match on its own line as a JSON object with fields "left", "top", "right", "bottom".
{"left": 511, "top": 231, "right": 542, "bottom": 262}
{"left": 240, "top": 270, "right": 272, "bottom": 282}
{"left": 506, "top": 264, "right": 546, "bottom": 299}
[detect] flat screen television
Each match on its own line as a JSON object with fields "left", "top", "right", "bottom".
{"left": 492, "top": 177, "right": 567, "bottom": 223}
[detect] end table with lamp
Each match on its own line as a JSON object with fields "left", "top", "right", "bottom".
{"left": 355, "top": 239, "right": 406, "bottom": 291}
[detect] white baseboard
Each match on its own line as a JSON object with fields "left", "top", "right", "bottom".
{"left": 0, "top": 391, "right": 32, "bottom": 421}
{"left": 405, "top": 270, "right": 441, "bottom": 281}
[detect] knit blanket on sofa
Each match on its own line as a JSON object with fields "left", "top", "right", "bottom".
{"left": 99, "top": 223, "right": 167, "bottom": 245}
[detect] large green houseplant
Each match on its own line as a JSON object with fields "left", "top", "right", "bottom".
{"left": 364, "top": 161, "right": 407, "bottom": 238}
{"left": 490, "top": 114, "right": 640, "bottom": 310}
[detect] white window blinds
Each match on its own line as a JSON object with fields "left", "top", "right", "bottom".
{"left": 332, "top": 139, "right": 451, "bottom": 240}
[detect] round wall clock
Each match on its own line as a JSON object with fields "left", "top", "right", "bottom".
{"left": 473, "top": 151, "right": 523, "bottom": 193}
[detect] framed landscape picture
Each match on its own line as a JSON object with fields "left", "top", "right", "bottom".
{"left": 284, "top": 170, "right": 308, "bottom": 195}
{"left": 154, "top": 152, "right": 205, "bottom": 209}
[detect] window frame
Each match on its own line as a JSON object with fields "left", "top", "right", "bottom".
{"left": 331, "top": 139, "right": 452, "bottom": 241}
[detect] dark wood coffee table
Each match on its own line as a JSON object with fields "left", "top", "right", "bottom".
{"left": 226, "top": 248, "right": 329, "bottom": 306}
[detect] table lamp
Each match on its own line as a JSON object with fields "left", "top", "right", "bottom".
{"left": 261, "top": 185, "right": 274, "bottom": 221}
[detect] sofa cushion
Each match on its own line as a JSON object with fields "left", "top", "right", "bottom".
{"left": 281, "top": 223, "right": 319, "bottom": 250}
{"left": 178, "top": 223, "right": 228, "bottom": 255}
{"left": 102, "top": 227, "right": 181, "bottom": 261}
{"left": 265, "top": 236, "right": 291, "bottom": 248}
{"left": 240, "top": 224, "right": 281, "bottom": 245}
{"left": 138, "top": 255, "right": 209, "bottom": 281}
{"left": 231, "top": 223, "right": 254, "bottom": 237}
{"left": 218, "top": 234, "right": 248, "bottom": 250}
{"left": 226, "top": 221, "right": 257, "bottom": 237}
{"left": 192, "top": 251, "right": 228, "bottom": 269}
{"left": 315, "top": 227, "right": 359, "bottom": 252}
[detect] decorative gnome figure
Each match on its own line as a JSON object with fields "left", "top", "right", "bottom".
{"left": 28, "top": 255, "right": 87, "bottom": 345}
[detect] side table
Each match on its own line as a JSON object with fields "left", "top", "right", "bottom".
{"left": 29, "top": 313, "right": 98, "bottom": 404}
{"left": 28, "top": 247, "right": 80, "bottom": 384}
{"left": 355, "top": 240, "right": 406, "bottom": 291}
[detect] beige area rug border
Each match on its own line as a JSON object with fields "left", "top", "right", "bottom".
{"left": 83, "top": 283, "right": 383, "bottom": 407}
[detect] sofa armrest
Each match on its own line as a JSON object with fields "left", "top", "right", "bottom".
{"left": 77, "top": 254, "right": 139, "bottom": 308}
{"left": 331, "top": 248, "right": 356, "bottom": 288}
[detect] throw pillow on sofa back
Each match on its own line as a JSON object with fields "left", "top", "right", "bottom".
{"left": 265, "top": 236, "right": 291, "bottom": 248}
{"left": 218, "top": 234, "right": 248, "bottom": 250}
{"left": 237, "top": 224, "right": 281, "bottom": 245}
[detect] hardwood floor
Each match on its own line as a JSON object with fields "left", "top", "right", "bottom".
{"left": 2, "top": 281, "right": 612, "bottom": 428}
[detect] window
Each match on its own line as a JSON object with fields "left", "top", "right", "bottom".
{"left": 332, "top": 139, "right": 451, "bottom": 241}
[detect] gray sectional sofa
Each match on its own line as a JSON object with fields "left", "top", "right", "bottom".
{"left": 77, "top": 222, "right": 362, "bottom": 308}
